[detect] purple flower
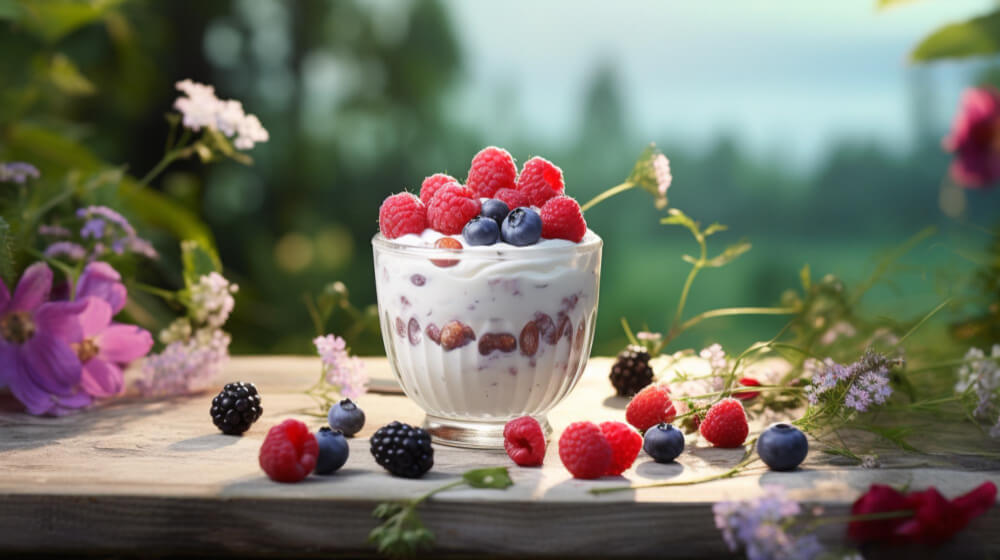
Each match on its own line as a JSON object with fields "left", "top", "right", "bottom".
{"left": 805, "top": 352, "right": 894, "bottom": 412}
{"left": 38, "top": 224, "right": 71, "bottom": 237}
{"left": 138, "top": 328, "right": 230, "bottom": 396}
{"left": 0, "top": 263, "right": 90, "bottom": 415}
{"left": 314, "top": 334, "right": 368, "bottom": 399}
{"left": 70, "top": 263, "right": 152, "bottom": 398}
{"left": 944, "top": 87, "right": 1000, "bottom": 188}
{"left": 43, "top": 241, "right": 87, "bottom": 261}
{"left": 713, "top": 486, "right": 825, "bottom": 560}
{"left": 0, "top": 162, "right": 40, "bottom": 184}
{"left": 80, "top": 219, "right": 106, "bottom": 239}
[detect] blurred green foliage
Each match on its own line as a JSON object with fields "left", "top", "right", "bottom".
{"left": 0, "top": 0, "right": 997, "bottom": 359}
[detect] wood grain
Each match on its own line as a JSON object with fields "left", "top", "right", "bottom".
{"left": 1, "top": 356, "right": 998, "bottom": 558}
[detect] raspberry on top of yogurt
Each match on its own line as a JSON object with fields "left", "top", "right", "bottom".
{"left": 377, "top": 147, "right": 588, "bottom": 246}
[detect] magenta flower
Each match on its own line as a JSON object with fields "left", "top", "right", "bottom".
{"left": 0, "top": 263, "right": 90, "bottom": 415}
{"left": 944, "top": 87, "right": 1000, "bottom": 188}
{"left": 71, "top": 263, "right": 153, "bottom": 398}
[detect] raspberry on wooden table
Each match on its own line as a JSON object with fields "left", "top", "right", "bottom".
{"left": 427, "top": 184, "right": 480, "bottom": 235}
{"left": 517, "top": 156, "right": 564, "bottom": 207}
{"left": 599, "top": 421, "right": 642, "bottom": 476}
{"left": 540, "top": 196, "right": 587, "bottom": 242}
{"left": 258, "top": 419, "right": 319, "bottom": 483}
{"left": 503, "top": 416, "right": 546, "bottom": 466}
{"left": 467, "top": 146, "right": 517, "bottom": 198}
{"left": 558, "top": 421, "right": 612, "bottom": 479}
{"left": 699, "top": 398, "right": 749, "bottom": 448}
{"left": 625, "top": 383, "right": 677, "bottom": 432}
{"left": 378, "top": 193, "right": 427, "bottom": 239}
{"left": 419, "top": 173, "right": 458, "bottom": 205}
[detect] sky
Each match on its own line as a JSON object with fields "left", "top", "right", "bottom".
{"left": 443, "top": 0, "right": 996, "bottom": 168}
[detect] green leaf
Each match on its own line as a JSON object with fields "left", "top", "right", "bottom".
{"left": 681, "top": 254, "right": 698, "bottom": 265}
{"left": 800, "top": 264, "right": 811, "bottom": 292}
{"left": 48, "top": 53, "right": 95, "bottom": 96}
{"left": 181, "top": 239, "right": 221, "bottom": 290}
{"left": 16, "top": 0, "right": 126, "bottom": 44}
{"left": 660, "top": 209, "right": 700, "bottom": 239}
{"left": 704, "top": 240, "right": 751, "bottom": 268}
{"left": 461, "top": 467, "right": 513, "bottom": 489}
{"left": 911, "top": 9, "right": 1000, "bottom": 62}
{"left": 702, "top": 223, "right": 727, "bottom": 237}
{"left": 877, "top": 0, "right": 919, "bottom": 9}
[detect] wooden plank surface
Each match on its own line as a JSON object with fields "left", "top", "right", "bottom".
{"left": 1, "top": 356, "right": 998, "bottom": 558}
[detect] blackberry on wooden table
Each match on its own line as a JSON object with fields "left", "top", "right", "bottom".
{"left": 609, "top": 345, "right": 655, "bottom": 397}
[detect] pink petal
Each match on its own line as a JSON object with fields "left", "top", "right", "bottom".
{"left": 76, "top": 261, "right": 127, "bottom": 314}
{"left": 97, "top": 323, "right": 153, "bottom": 363}
{"left": 21, "top": 332, "right": 81, "bottom": 394}
{"left": 76, "top": 297, "right": 112, "bottom": 338}
{"left": 9, "top": 262, "right": 52, "bottom": 312}
{"left": 80, "top": 358, "right": 123, "bottom": 398}
{"left": 33, "top": 300, "right": 87, "bottom": 343}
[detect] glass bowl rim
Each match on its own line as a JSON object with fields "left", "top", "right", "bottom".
{"left": 371, "top": 230, "right": 603, "bottom": 259}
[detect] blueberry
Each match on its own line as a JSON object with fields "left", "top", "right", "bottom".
{"left": 328, "top": 398, "right": 366, "bottom": 437}
{"left": 462, "top": 216, "right": 500, "bottom": 246}
{"left": 480, "top": 199, "right": 510, "bottom": 225}
{"left": 501, "top": 207, "right": 542, "bottom": 246}
{"left": 642, "top": 423, "right": 685, "bottom": 463}
{"left": 756, "top": 423, "right": 808, "bottom": 471}
{"left": 315, "top": 427, "right": 350, "bottom": 475}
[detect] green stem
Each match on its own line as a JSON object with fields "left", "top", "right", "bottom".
{"left": 897, "top": 297, "right": 951, "bottom": 345}
{"left": 414, "top": 479, "right": 466, "bottom": 505}
{"left": 677, "top": 306, "right": 798, "bottom": 333}
{"left": 139, "top": 151, "right": 180, "bottom": 187}
{"left": 129, "top": 281, "right": 180, "bottom": 302}
{"left": 580, "top": 181, "right": 634, "bottom": 213}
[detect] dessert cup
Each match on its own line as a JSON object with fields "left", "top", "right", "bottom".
{"left": 372, "top": 231, "right": 602, "bottom": 449}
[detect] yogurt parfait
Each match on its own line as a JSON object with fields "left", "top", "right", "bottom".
{"left": 373, "top": 147, "right": 602, "bottom": 449}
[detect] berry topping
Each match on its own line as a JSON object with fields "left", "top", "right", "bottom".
{"left": 516, "top": 156, "right": 564, "bottom": 207}
{"left": 210, "top": 381, "right": 263, "bottom": 435}
{"left": 599, "top": 421, "right": 642, "bottom": 476}
{"left": 419, "top": 173, "right": 458, "bottom": 205}
{"left": 410, "top": 274, "right": 426, "bottom": 286}
{"left": 378, "top": 193, "right": 427, "bottom": 239}
{"left": 425, "top": 323, "right": 442, "bottom": 344}
{"left": 756, "top": 423, "right": 808, "bottom": 471}
{"left": 501, "top": 207, "right": 543, "bottom": 246}
{"left": 395, "top": 317, "right": 406, "bottom": 337}
{"left": 493, "top": 188, "right": 529, "bottom": 211}
{"left": 440, "top": 320, "right": 475, "bottom": 350}
{"left": 259, "top": 419, "right": 319, "bottom": 483}
{"left": 733, "top": 377, "right": 761, "bottom": 401}
{"left": 519, "top": 321, "right": 539, "bottom": 357}
{"left": 430, "top": 237, "right": 462, "bottom": 267}
{"left": 427, "top": 184, "right": 480, "bottom": 235}
{"left": 315, "top": 427, "right": 350, "bottom": 475}
{"left": 534, "top": 312, "right": 557, "bottom": 344}
{"left": 609, "top": 345, "right": 654, "bottom": 397}
{"left": 699, "top": 398, "right": 749, "bottom": 448}
{"left": 478, "top": 332, "right": 517, "bottom": 355}
{"left": 467, "top": 146, "right": 517, "bottom": 198}
{"left": 540, "top": 196, "right": 587, "bottom": 243}
{"left": 625, "top": 383, "right": 677, "bottom": 432}
{"left": 558, "top": 421, "right": 613, "bottom": 479}
{"left": 328, "top": 398, "right": 366, "bottom": 437}
{"left": 407, "top": 317, "right": 421, "bottom": 345}
{"left": 462, "top": 215, "right": 501, "bottom": 246}
{"left": 643, "top": 423, "right": 685, "bottom": 463}
{"left": 503, "top": 416, "right": 546, "bottom": 467}
{"left": 370, "top": 421, "right": 434, "bottom": 478}
{"left": 480, "top": 199, "right": 511, "bottom": 225}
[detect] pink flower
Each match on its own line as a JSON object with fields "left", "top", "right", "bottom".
{"left": 944, "top": 87, "right": 1000, "bottom": 188}
{"left": 70, "top": 263, "right": 153, "bottom": 398}
{"left": 0, "top": 263, "right": 90, "bottom": 415}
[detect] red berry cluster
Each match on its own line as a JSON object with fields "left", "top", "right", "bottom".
{"left": 377, "top": 147, "right": 588, "bottom": 243}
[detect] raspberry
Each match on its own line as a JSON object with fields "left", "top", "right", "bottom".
{"left": 599, "top": 421, "right": 642, "bottom": 476}
{"left": 699, "top": 398, "right": 749, "bottom": 448}
{"left": 503, "top": 416, "right": 546, "bottom": 466}
{"left": 427, "top": 184, "right": 480, "bottom": 235}
{"left": 419, "top": 173, "right": 458, "bottom": 205}
{"left": 259, "top": 419, "right": 319, "bottom": 483}
{"left": 467, "top": 146, "right": 517, "bottom": 198}
{"left": 625, "top": 383, "right": 677, "bottom": 432}
{"left": 558, "top": 421, "right": 612, "bottom": 479}
{"left": 540, "top": 196, "right": 587, "bottom": 242}
{"left": 517, "top": 156, "right": 564, "bottom": 207}
{"left": 379, "top": 193, "right": 427, "bottom": 239}
{"left": 493, "top": 187, "right": 529, "bottom": 209}
{"left": 430, "top": 237, "right": 462, "bottom": 267}
{"left": 733, "top": 377, "right": 761, "bottom": 401}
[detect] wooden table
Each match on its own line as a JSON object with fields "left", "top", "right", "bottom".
{"left": 1, "top": 356, "right": 998, "bottom": 558}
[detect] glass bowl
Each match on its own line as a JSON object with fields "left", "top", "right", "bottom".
{"left": 372, "top": 231, "right": 602, "bottom": 449}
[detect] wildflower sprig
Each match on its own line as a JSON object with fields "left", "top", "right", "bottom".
{"left": 370, "top": 467, "right": 513, "bottom": 558}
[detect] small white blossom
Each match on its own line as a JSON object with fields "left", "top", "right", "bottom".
{"left": 699, "top": 343, "right": 727, "bottom": 373}
{"left": 172, "top": 79, "right": 269, "bottom": 150}
{"left": 139, "top": 328, "right": 231, "bottom": 396}
{"left": 651, "top": 153, "right": 672, "bottom": 196}
{"left": 189, "top": 272, "right": 238, "bottom": 329}
{"left": 956, "top": 345, "right": 1000, "bottom": 421}
{"left": 233, "top": 114, "right": 269, "bottom": 150}
{"left": 174, "top": 79, "right": 221, "bottom": 131}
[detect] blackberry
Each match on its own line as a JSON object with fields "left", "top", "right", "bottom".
{"left": 210, "top": 381, "right": 263, "bottom": 435}
{"left": 369, "top": 421, "right": 434, "bottom": 478}
{"left": 609, "top": 345, "right": 655, "bottom": 397}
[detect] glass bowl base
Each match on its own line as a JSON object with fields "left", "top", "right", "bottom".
{"left": 422, "top": 414, "right": 553, "bottom": 450}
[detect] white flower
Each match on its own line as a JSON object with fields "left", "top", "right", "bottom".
{"left": 956, "top": 345, "right": 1000, "bottom": 420}
{"left": 189, "top": 272, "right": 238, "bottom": 329}
{"left": 172, "top": 79, "right": 269, "bottom": 150}
{"left": 699, "top": 343, "right": 727, "bottom": 373}
{"left": 174, "top": 79, "right": 221, "bottom": 131}
{"left": 652, "top": 153, "right": 672, "bottom": 196}
{"left": 233, "top": 113, "right": 269, "bottom": 150}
